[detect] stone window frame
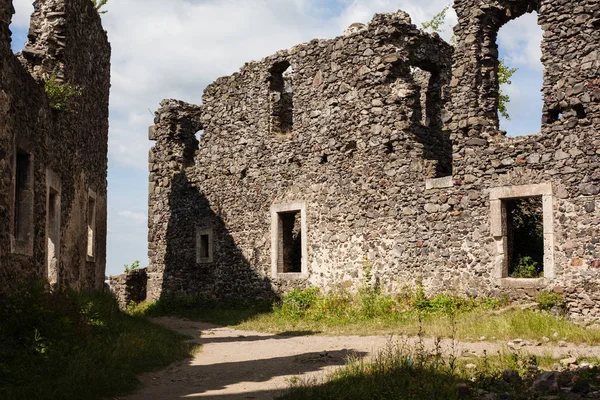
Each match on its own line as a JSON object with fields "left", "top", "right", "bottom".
{"left": 196, "top": 228, "right": 214, "bottom": 264}
{"left": 490, "top": 183, "right": 555, "bottom": 288}
{"left": 271, "top": 201, "right": 308, "bottom": 279}
{"left": 86, "top": 189, "right": 97, "bottom": 262}
{"left": 10, "top": 147, "right": 35, "bottom": 256}
{"left": 46, "top": 169, "right": 62, "bottom": 286}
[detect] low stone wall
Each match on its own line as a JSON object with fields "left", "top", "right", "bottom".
{"left": 109, "top": 268, "right": 147, "bottom": 309}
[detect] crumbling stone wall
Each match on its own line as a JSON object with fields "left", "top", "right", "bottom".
{"left": 148, "top": 1, "right": 600, "bottom": 320}
{"left": 109, "top": 268, "right": 147, "bottom": 310}
{"left": 147, "top": 11, "right": 452, "bottom": 301}
{"left": 0, "top": 0, "right": 110, "bottom": 292}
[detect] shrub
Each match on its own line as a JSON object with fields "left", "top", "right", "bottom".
{"left": 124, "top": 260, "right": 140, "bottom": 274}
{"left": 536, "top": 291, "right": 566, "bottom": 312}
{"left": 511, "top": 256, "right": 542, "bottom": 278}
{"left": 276, "top": 288, "right": 320, "bottom": 320}
{"left": 44, "top": 68, "right": 82, "bottom": 112}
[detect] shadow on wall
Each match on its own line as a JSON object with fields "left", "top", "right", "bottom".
{"left": 160, "top": 169, "right": 277, "bottom": 303}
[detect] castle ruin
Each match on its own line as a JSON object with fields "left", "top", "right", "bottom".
{"left": 146, "top": 0, "right": 600, "bottom": 320}
{"left": 0, "top": 0, "right": 110, "bottom": 292}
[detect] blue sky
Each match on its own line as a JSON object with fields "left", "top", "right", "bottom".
{"left": 10, "top": 0, "right": 543, "bottom": 276}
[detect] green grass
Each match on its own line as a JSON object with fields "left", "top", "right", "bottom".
{"left": 278, "top": 340, "right": 600, "bottom": 400}
{"left": 0, "top": 280, "right": 199, "bottom": 400}
{"left": 132, "top": 287, "right": 600, "bottom": 345}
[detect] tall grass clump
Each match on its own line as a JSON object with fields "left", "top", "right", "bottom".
{"left": 0, "top": 280, "right": 198, "bottom": 400}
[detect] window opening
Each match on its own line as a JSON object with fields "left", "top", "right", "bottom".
{"left": 503, "top": 197, "right": 544, "bottom": 278}
{"left": 87, "top": 191, "right": 96, "bottom": 260}
{"left": 277, "top": 210, "right": 302, "bottom": 273}
{"left": 196, "top": 228, "right": 214, "bottom": 263}
{"left": 490, "top": 183, "right": 554, "bottom": 283}
{"left": 8, "top": 1, "right": 33, "bottom": 53}
{"left": 410, "top": 66, "right": 442, "bottom": 129}
{"left": 496, "top": 12, "right": 543, "bottom": 135}
{"left": 47, "top": 188, "right": 60, "bottom": 286}
{"left": 269, "top": 61, "right": 293, "bottom": 134}
{"left": 199, "top": 234, "right": 209, "bottom": 258}
{"left": 12, "top": 149, "right": 34, "bottom": 254}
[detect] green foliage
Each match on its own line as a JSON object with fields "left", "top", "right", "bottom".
{"left": 510, "top": 256, "right": 541, "bottom": 278}
{"left": 43, "top": 68, "right": 81, "bottom": 112}
{"left": 0, "top": 280, "right": 197, "bottom": 400}
{"left": 536, "top": 292, "right": 566, "bottom": 311}
{"left": 421, "top": 5, "right": 450, "bottom": 33}
{"left": 124, "top": 260, "right": 140, "bottom": 274}
{"left": 92, "top": 0, "right": 108, "bottom": 14}
{"left": 498, "top": 58, "right": 518, "bottom": 120}
{"left": 276, "top": 288, "right": 321, "bottom": 320}
{"left": 508, "top": 197, "right": 544, "bottom": 278}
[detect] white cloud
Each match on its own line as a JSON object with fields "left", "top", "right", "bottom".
{"left": 497, "top": 12, "right": 543, "bottom": 71}
{"left": 11, "top": 0, "right": 33, "bottom": 27}
{"left": 117, "top": 210, "right": 147, "bottom": 225}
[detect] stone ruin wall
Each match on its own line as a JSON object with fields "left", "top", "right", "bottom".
{"left": 109, "top": 268, "right": 147, "bottom": 310}
{"left": 148, "top": 0, "right": 600, "bottom": 320}
{"left": 0, "top": 0, "right": 110, "bottom": 293}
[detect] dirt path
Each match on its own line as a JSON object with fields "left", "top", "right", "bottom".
{"left": 118, "top": 317, "right": 600, "bottom": 400}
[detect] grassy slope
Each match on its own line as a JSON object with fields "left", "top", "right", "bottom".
{"left": 0, "top": 283, "right": 199, "bottom": 400}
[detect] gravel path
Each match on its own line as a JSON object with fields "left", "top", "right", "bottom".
{"left": 118, "top": 317, "right": 600, "bottom": 400}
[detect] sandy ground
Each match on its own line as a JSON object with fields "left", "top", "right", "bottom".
{"left": 117, "top": 317, "right": 600, "bottom": 400}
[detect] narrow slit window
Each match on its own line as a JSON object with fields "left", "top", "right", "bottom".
{"left": 269, "top": 61, "right": 293, "bottom": 134}
{"left": 47, "top": 188, "right": 60, "bottom": 285}
{"left": 12, "top": 149, "right": 34, "bottom": 254}
{"left": 199, "top": 234, "right": 209, "bottom": 258}
{"left": 196, "top": 229, "right": 214, "bottom": 263}
{"left": 87, "top": 191, "right": 96, "bottom": 260}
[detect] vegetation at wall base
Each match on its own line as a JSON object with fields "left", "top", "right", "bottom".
{"left": 277, "top": 339, "right": 600, "bottom": 400}
{"left": 0, "top": 280, "right": 198, "bottom": 400}
{"left": 130, "top": 286, "right": 600, "bottom": 345}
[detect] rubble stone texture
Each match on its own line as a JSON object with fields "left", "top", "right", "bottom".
{"left": 0, "top": 0, "right": 110, "bottom": 292}
{"left": 147, "top": 0, "right": 600, "bottom": 320}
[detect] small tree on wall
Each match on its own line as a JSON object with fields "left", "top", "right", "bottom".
{"left": 422, "top": 5, "right": 517, "bottom": 120}
{"left": 92, "top": 0, "right": 108, "bottom": 14}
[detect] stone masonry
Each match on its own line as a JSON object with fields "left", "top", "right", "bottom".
{"left": 147, "top": 0, "right": 600, "bottom": 320}
{"left": 0, "top": 0, "right": 110, "bottom": 292}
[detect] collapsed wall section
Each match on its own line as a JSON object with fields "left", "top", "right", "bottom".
{"left": 0, "top": 0, "right": 110, "bottom": 293}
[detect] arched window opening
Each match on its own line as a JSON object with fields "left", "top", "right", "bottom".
{"left": 268, "top": 61, "right": 293, "bottom": 135}
{"left": 496, "top": 12, "right": 543, "bottom": 136}
{"left": 9, "top": 1, "right": 33, "bottom": 53}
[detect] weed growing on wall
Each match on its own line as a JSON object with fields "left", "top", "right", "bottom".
{"left": 124, "top": 260, "right": 141, "bottom": 273}
{"left": 43, "top": 68, "right": 82, "bottom": 112}
{"left": 91, "top": 0, "right": 108, "bottom": 14}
